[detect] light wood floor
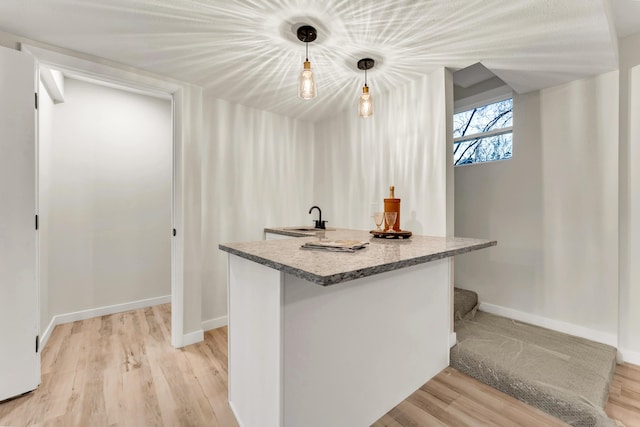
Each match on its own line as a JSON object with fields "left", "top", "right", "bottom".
{"left": 0, "top": 304, "right": 638, "bottom": 427}
{"left": 0, "top": 304, "right": 238, "bottom": 427}
{"left": 606, "top": 362, "right": 640, "bottom": 426}
{"left": 371, "top": 366, "right": 570, "bottom": 426}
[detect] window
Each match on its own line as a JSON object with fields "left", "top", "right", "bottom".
{"left": 453, "top": 98, "right": 513, "bottom": 166}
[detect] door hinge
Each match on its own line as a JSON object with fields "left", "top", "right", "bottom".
{"left": 35, "top": 93, "right": 38, "bottom": 110}
{"left": 35, "top": 214, "right": 38, "bottom": 230}
{"left": 36, "top": 335, "right": 39, "bottom": 353}
{"left": 173, "top": 228, "right": 176, "bottom": 237}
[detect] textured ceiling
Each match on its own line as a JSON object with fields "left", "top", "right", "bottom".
{"left": 0, "top": 0, "right": 628, "bottom": 121}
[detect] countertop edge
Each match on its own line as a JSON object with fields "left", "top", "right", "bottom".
{"left": 219, "top": 239, "right": 497, "bottom": 286}
{"left": 219, "top": 243, "right": 328, "bottom": 284}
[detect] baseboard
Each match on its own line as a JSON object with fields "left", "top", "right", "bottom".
{"left": 479, "top": 302, "right": 618, "bottom": 347}
{"left": 202, "top": 316, "right": 228, "bottom": 331}
{"left": 182, "top": 329, "right": 204, "bottom": 347}
{"left": 449, "top": 332, "right": 457, "bottom": 348}
{"left": 40, "top": 317, "right": 58, "bottom": 350}
{"left": 39, "top": 295, "right": 171, "bottom": 350}
{"left": 619, "top": 348, "right": 640, "bottom": 365}
{"left": 229, "top": 401, "right": 245, "bottom": 427}
{"left": 178, "top": 316, "right": 227, "bottom": 348}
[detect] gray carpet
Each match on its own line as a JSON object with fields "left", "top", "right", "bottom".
{"left": 453, "top": 287, "right": 479, "bottom": 321}
{"left": 450, "top": 290, "right": 617, "bottom": 427}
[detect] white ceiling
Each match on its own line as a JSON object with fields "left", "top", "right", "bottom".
{"left": 611, "top": 0, "right": 640, "bottom": 38}
{"left": 0, "top": 0, "right": 636, "bottom": 122}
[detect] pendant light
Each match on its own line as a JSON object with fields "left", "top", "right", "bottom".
{"left": 358, "top": 58, "right": 374, "bottom": 118}
{"left": 297, "top": 25, "right": 317, "bottom": 99}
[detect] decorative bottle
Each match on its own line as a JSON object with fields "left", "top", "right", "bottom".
{"left": 384, "top": 186, "right": 401, "bottom": 231}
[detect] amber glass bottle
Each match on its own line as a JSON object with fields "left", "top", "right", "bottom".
{"left": 383, "top": 186, "right": 401, "bottom": 231}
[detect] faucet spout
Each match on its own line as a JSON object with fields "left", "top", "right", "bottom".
{"left": 308, "top": 206, "right": 326, "bottom": 229}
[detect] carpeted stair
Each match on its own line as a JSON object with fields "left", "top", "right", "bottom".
{"left": 450, "top": 288, "right": 618, "bottom": 427}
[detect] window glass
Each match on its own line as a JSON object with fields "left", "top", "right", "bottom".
{"left": 454, "top": 133, "right": 512, "bottom": 165}
{"left": 453, "top": 98, "right": 513, "bottom": 166}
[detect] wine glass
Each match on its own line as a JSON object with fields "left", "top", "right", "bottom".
{"left": 373, "top": 212, "right": 384, "bottom": 231}
{"left": 384, "top": 211, "right": 397, "bottom": 232}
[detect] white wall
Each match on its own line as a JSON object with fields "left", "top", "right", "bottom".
{"left": 539, "top": 73, "right": 618, "bottom": 339}
{"left": 455, "top": 71, "right": 619, "bottom": 344}
{"left": 619, "top": 32, "right": 640, "bottom": 362}
{"left": 200, "top": 97, "right": 315, "bottom": 323}
{"left": 313, "top": 68, "right": 454, "bottom": 236}
{"left": 454, "top": 91, "right": 544, "bottom": 311}
{"left": 44, "top": 78, "right": 172, "bottom": 319}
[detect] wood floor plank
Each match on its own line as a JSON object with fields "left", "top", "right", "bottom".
{"left": 182, "top": 329, "right": 238, "bottom": 427}
{"left": 183, "top": 332, "right": 229, "bottom": 385}
{"left": 606, "top": 362, "right": 640, "bottom": 426}
{"left": 617, "top": 363, "right": 640, "bottom": 382}
{"left": 2, "top": 304, "right": 639, "bottom": 427}
{"left": 437, "top": 368, "right": 568, "bottom": 426}
{"left": 426, "top": 371, "right": 564, "bottom": 427}
{"left": 188, "top": 365, "right": 238, "bottom": 427}
{"left": 374, "top": 413, "right": 407, "bottom": 427}
{"left": 40, "top": 322, "right": 71, "bottom": 375}
{"left": 419, "top": 376, "right": 460, "bottom": 405}
{"left": 385, "top": 401, "right": 449, "bottom": 427}
{"left": 407, "top": 388, "right": 477, "bottom": 427}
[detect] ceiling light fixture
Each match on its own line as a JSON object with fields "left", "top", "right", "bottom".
{"left": 358, "top": 58, "right": 375, "bottom": 118}
{"left": 297, "top": 25, "right": 317, "bottom": 100}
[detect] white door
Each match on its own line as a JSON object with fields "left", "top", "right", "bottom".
{"left": 0, "top": 46, "right": 39, "bottom": 401}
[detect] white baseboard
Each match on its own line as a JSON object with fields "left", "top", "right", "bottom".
{"left": 182, "top": 329, "right": 205, "bottom": 347}
{"left": 619, "top": 348, "right": 640, "bottom": 365}
{"left": 479, "top": 302, "right": 618, "bottom": 347}
{"left": 177, "top": 316, "right": 227, "bottom": 348}
{"left": 202, "top": 316, "right": 228, "bottom": 331}
{"left": 449, "top": 332, "right": 457, "bottom": 348}
{"left": 229, "top": 401, "right": 245, "bottom": 427}
{"left": 39, "top": 295, "right": 171, "bottom": 350}
{"left": 40, "top": 317, "right": 58, "bottom": 351}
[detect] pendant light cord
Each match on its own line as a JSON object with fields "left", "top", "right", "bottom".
{"left": 364, "top": 68, "right": 368, "bottom": 88}
{"left": 305, "top": 42, "right": 309, "bottom": 62}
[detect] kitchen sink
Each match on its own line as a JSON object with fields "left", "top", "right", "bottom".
{"left": 283, "top": 226, "right": 335, "bottom": 232}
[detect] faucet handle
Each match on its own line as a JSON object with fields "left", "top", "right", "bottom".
{"left": 315, "top": 220, "right": 327, "bottom": 229}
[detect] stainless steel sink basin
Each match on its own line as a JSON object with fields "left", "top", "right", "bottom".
{"left": 283, "top": 226, "right": 335, "bottom": 232}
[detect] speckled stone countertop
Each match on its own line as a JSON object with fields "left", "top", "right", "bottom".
{"left": 220, "top": 228, "right": 496, "bottom": 286}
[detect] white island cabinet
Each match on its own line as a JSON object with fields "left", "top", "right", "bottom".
{"left": 219, "top": 229, "right": 495, "bottom": 427}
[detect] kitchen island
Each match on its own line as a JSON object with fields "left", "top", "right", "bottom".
{"left": 219, "top": 229, "right": 496, "bottom": 427}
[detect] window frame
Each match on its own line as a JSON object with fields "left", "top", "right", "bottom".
{"left": 453, "top": 91, "right": 513, "bottom": 167}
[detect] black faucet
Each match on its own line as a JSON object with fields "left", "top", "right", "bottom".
{"left": 309, "top": 206, "right": 327, "bottom": 229}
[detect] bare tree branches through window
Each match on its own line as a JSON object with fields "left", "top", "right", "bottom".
{"left": 454, "top": 98, "right": 513, "bottom": 165}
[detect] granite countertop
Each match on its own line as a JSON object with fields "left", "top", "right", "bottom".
{"left": 220, "top": 228, "right": 496, "bottom": 286}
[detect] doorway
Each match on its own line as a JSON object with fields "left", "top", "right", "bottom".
{"left": 38, "top": 72, "right": 173, "bottom": 345}
{"left": 24, "top": 44, "right": 186, "bottom": 349}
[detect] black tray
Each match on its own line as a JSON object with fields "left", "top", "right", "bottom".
{"left": 370, "top": 229, "right": 412, "bottom": 239}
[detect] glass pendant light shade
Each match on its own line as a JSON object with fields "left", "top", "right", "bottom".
{"left": 296, "top": 25, "right": 318, "bottom": 100}
{"left": 299, "top": 60, "right": 316, "bottom": 99}
{"left": 358, "top": 85, "right": 373, "bottom": 117}
{"left": 357, "top": 58, "right": 375, "bottom": 118}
